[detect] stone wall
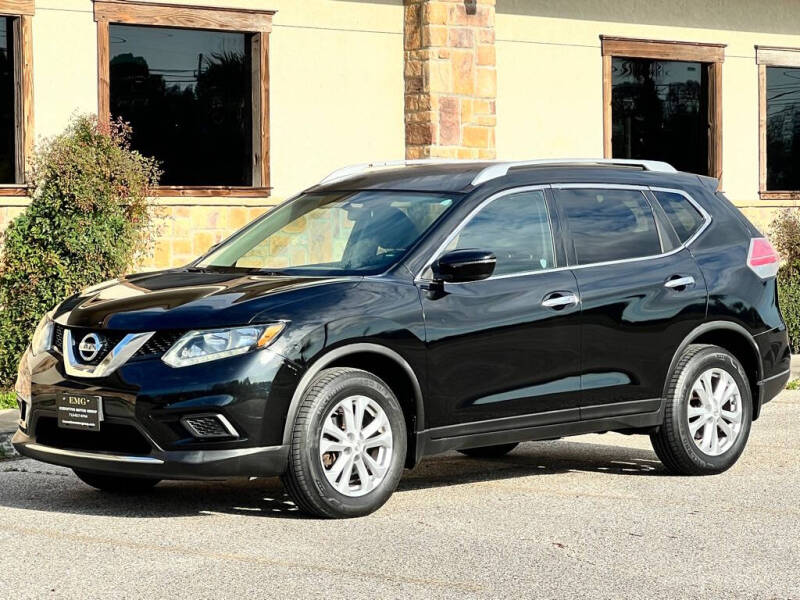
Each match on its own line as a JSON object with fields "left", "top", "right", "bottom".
{"left": 0, "top": 200, "right": 273, "bottom": 271}
{"left": 404, "top": 0, "right": 497, "bottom": 160}
{"left": 142, "top": 204, "right": 272, "bottom": 269}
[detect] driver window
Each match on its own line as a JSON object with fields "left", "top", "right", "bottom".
{"left": 445, "top": 190, "right": 555, "bottom": 277}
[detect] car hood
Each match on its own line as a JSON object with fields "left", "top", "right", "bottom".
{"left": 55, "top": 269, "right": 362, "bottom": 331}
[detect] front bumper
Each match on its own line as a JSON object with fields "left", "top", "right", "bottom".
{"left": 12, "top": 429, "right": 289, "bottom": 479}
{"left": 13, "top": 343, "right": 301, "bottom": 479}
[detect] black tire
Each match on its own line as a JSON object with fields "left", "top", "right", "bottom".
{"left": 650, "top": 344, "right": 753, "bottom": 475}
{"left": 281, "top": 367, "right": 407, "bottom": 519}
{"left": 74, "top": 470, "right": 160, "bottom": 492}
{"left": 458, "top": 443, "right": 519, "bottom": 458}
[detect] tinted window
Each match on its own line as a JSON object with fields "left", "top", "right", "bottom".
{"left": 110, "top": 24, "right": 252, "bottom": 186}
{"left": 560, "top": 188, "right": 661, "bottom": 265}
{"left": 446, "top": 190, "right": 554, "bottom": 276}
{"left": 653, "top": 191, "right": 705, "bottom": 242}
{"left": 766, "top": 66, "right": 800, "bottom": 190}
{"left": 0, "top": 17, "right": 16, "bottom": 183}
{"left": 612, "top": 57, "right": 709, "bottom": 175}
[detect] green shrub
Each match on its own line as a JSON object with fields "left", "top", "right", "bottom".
{"left": 772, "top": 207, "right": 800, "bottom": 354}
{"left": 778, "top": 267, "right": 800, "bottom": 354}
{"left": 0, "top": 115, "right": 160, "bottom": 387}
{"left": 770, "top": 207, "right": 800, "bottom": 272}
{"left": 0, "top": 390, "right": 15, "bottom": 409}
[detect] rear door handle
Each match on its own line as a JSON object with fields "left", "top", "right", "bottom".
{"left": 664, "top": 276, "right": 695, "bottom": 289}
{"left": 542, "top": 292, "right": 579, "bottom": 309}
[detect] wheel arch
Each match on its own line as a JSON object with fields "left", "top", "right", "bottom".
{"left": 281, "top": 343, "right": 425, "bottom": 447}
{"left": 665, "top": 321, "right": 764, "bottom": 419}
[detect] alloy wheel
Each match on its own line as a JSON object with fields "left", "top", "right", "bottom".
{"left": 686, "top": 368, "right": 743, "bottom": 456}
{"left": 319, "top": 395, "right": 394, "bottom": 497}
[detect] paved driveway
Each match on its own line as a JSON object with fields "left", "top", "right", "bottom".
{"left": 1, "top": 392, "right": 798, "bottom": 599}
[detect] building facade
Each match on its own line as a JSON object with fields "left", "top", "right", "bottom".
{"left": 0, "top": 0, "right": 798, "bottom": 268}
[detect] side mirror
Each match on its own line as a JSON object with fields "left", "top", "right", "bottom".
{"left": 432, "top": 249, "right": 496, "bottom": 283}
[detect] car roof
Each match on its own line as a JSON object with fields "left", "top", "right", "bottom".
{"left": 308, "top": 160, "right": 713, "bottom": 194}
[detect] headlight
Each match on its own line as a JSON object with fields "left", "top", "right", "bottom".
{"left": 162, "top": 323, "right": 285, "bottom": 368}
{"left": 31, "top": 311, "right": 55, "bottom": 357}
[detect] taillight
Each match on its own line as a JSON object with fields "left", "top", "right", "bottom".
{"left": 747, "top": 237, "right": 780, "bottom": 278}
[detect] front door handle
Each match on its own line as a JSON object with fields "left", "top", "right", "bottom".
{"left": 664, "top": 276, "right": 695, "bottom": 290}
{"left": 542, "top": 292, "right": 579, "bottom": 309}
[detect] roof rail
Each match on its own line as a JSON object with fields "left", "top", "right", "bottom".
{"left": 319, "top": 159, "right": 483, "bottom": 185}
{"left": 471, "top": 158, "right": 677, "bottom": 186}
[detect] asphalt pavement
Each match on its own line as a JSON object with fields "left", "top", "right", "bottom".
{"left": 1, "top": 392, "right": 798, "bottom": 599}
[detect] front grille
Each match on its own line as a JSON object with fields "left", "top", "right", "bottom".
{"left": 35, "top": 417, "right": 152, "bottom": 455}
{"left": 53, "top": 324, "right": 65, "bottom": 350}
{"left": 58, "top": 327, "right": 127, "bottom": 365}
{"left": 54, "top": 326, "right": 183, "bottom": 361}
{"left": 134, "top": 331, "right": 183, "bottom": 359}
{"left": 181, "top": 414, "right": 237, "bottom": 439}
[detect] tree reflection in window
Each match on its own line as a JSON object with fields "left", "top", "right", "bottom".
{"left": 766, "top": 66, "right": 800, "bottom": 191}
{"left": 611, "top": 57, "right": 708, "bottom": 176}
{"left": 0, "top": 17, "right": 16, "bottom": 183}
{"left": 109, "top": 24, "right": 253, "bottom": 186}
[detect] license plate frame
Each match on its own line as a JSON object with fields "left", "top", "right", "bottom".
{"left": 57, "top": 393, "right": 103, "bottom": 432}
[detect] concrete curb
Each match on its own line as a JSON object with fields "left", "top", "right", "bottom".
{"left": 791, "top": 355, "right": 800, "bottom": 381}
{"left": 0, "top": 408, "right": 20, "bottom": 458}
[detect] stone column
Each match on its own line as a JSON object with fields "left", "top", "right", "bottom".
{"left": 404, "top": 0, "right": 497, "bottom": 160}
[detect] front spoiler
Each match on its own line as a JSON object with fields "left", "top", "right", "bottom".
{"left": 12, "top": 430, "right": 289, "bottom": 480}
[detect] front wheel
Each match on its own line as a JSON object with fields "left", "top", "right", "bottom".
{"left": 74, "top": 470, "right": 160, "bottom": 492}
{"left": 281, "top": 367, "right": 407, "bottom": 518}
{"left": 650, "top": 344, "right": 752, "bottom": 475}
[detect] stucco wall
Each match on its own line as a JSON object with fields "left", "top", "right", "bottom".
{"left": 495, "top": 0, "right": 800, "bottom": 231}
{"left": 1, "top": 1, "right": 798, "bottom": 268}
{"left": 1, "top": 0, "right": 405, "bottom": 267}
{"left": 30, "top": 0, "right": 405, "bottom": 198}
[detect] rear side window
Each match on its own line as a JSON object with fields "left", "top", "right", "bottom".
{"left": 559, "top": 188, "right": 661, "bottom": 265}
{"left": 653, "top": 190, "right": 705, "bottom": 243}
{"left": 446, "top": 190, "right": 555, "bottom": 276}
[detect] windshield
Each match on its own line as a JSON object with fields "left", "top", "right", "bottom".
{"left": 198, "top": 190, "right": 459, "bottom": 275}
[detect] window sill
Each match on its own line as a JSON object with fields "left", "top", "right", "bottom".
{"left": 152, "top": 186, "right": 272, "bottom": 198}
{"left": 0, "top": 185, "right": 30, "bottom": 197}
{"left": 759, "top": 191, "right": 800, "bottom": 201}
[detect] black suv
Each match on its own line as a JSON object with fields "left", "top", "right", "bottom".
{"left": 13, "top": 159, "right": 790, "bottom": 518}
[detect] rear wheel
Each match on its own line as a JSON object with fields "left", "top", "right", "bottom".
{"left": 458, "top": 443, "right": 519, "bottom": 458}
{"left": 281, "top": 367, "right": 407, "bottom": 518}
{"left": 651, "top": 344, "right": 752, "bottom": 475}
{"left": 74, "top": 470, "right": 160, "bottom": 493}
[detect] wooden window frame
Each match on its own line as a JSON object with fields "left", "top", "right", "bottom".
{"left": 601, "top": 36, "right": 725, "bottom": 183}
{"left": 94, "top": 0, "right": 275, "bottom": 198}
{"left": 756, "top": 46, "right": 800, "bottom": 200}
{"left": 0, "top": 0, "right": 33, "bottom": 196}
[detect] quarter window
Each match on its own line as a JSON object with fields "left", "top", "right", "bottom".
{"left": 445, "top": 190, "right": 555, "bottom": 277}
{"left": 560, "top": 188, "right": 661, "bottom": 265}
{"left": 653, "top": 191, "right": 705, "bottom": 243}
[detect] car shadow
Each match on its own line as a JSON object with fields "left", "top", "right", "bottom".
{"left": 0, "top": 439, "right": 664, "bottom": 520}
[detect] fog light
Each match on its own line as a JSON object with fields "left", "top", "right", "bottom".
{"left": 181, "top": 414, "right": 238, "bottom": 439}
